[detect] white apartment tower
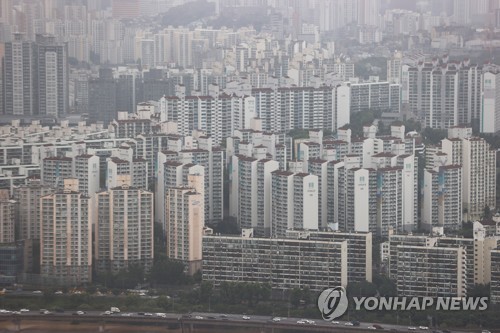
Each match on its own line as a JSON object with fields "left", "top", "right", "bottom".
{"left": 166, "top": 183, "right": 204, "bottom": 275}
{"left": 422, "top": 165, "right": 462, "bottom": 232}
{"left": 96, "top": 185, "right": 154, "bottom": 273}
{"left": 441, "top": 134, "right": 496, "bottom": 221}
{"left": 481, "top": 68, "right": 500, "bottom": 133}
{"left": 40, "top": 179, "right": 92, "bottom": 285}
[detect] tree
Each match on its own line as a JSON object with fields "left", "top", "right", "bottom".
{"left": 148, "top": 256, "right": 186, "bottom": 286}
{"left": 290, "top": 288, "right": 302, "bottom": 308}
{"left": 200, "top": 281, "right": 213, "bottom": 303}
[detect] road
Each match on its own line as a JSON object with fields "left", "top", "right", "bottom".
{"left": 0, "top": 309, "right": 486, "bottom": 333}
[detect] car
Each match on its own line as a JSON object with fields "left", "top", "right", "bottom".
{"left": 345, "top": 322, "right": 354, "bottom": 326}
{"left": 110, "top": 307, "right": 120, "bottom": 313}
{"left": 332, "top": 321, "right": 340, "bottom": 324}
{"left": 43, "top": 310, "right": 52, "bottom": 315}
{"left": 373, "top": 324, "right": 384, "bottom": 330}
{"left": 195, "top": 316, "right": 204, "bottom": 320}
{"left": 101, "top": 311, "right": 111, "bottom": 316}
{"left": 207, "top": 316, "right": 216, "bottom": 319}
{"left": 408, "top": 327, "right": 417, "bottom": 331}
{"left": 12, "top": 311, "right": 21, "bottom": 315}
{"left": 54, "top": 291, "right": 63, "bottom": 295}
{"left": 32, "top": 290, "right": 42, "bottom": 294}
{"left": 242, "top": 316, "right": 251, "bottom": 320}
{"left": 19, "top": 309, "right": 29, "bottom": 313}
{"left": 77, "top": 311, "right": 86, "bottom": 315}
{"left": 419, "top": 326, "right": 429, "bottom": 330}
{"left": 139, "top": 293, "right": 146, "bottom": 296}
{"left": 297, "top": 320, "right": 306, "bottom": 324}
{"left": 272, "top": 317, "right": 281, "bottom": 322}
{"left": 305, "top": 320, "right": 316, "bottom": 325}
{"left": 351, "top": 321, "right": 361, "bottom": 326}
{"left": 368, "top": 326, "right": 377, "bottom": 330}
{"left": 220, "top": 314, "right": 228, "bottom": 318}
{"left": 144, "top": 312, "right": 153, "bottom": 316}
{"left": 39, "top": 309, "right": 48, "bottom": 314}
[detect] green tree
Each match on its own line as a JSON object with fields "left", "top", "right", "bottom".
{"left": 200, "top": 281, "right": 213, "bottom": 303}
{"left": 148, "top": 256, "right": 186, "bottom": 286}
{"left": 290, "top": 288, "right": 302, "bottom": 308}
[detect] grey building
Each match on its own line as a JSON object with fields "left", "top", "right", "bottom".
{"left": 202, "top": 234, "right": 347, "bottom": 292}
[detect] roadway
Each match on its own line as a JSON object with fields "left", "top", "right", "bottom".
{"left": 0, "top": 309, "right": 487, "bottom": 333}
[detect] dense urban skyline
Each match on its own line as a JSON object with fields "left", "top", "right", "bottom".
{"left": 1, "top": 0, "right": 500, "bottom": 331}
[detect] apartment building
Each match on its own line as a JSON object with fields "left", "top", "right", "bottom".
{"left": 395, "top": 244, "right": 466, "bottom": 297}
{"left": 0, "top": 190, "right": 15, "bottom": 244}
{"left": 95, "top": 185, "right": 154, "bottom": 273}
{"left": 389, "top": 231, "right": 499, "bottom": 296}
{"left": 491, "top": 247, "right": 500, "bottom": 304}
{"left": 288, "top": 230, "right": 373, "bottom": 283}
{"left": 166, "top": 183, "right": 204, "bottom": 275}
{"left": 422, "top": 165, "right": 462, "bottom": 232}
{"left": 40, "top": 179, "right": 92, "bottom": 285}
{"left": 271, "top": 171, "right": 319, "bottom": 238}
{"left": 481, "top": 66, "right": 500, "bottom": 133}
{"left": 202, "top": 233, "right": 348, "bottom": 292}
{"left": 13, "top": 179, "right": 53, "bottom": 240}
{"left": 73, "top": 154, "right": 99, "bottom": 196}
{"left": 441, "top": 133, "right": 496, "bottom": 221}
{"left": 233, "top": 155, "right": 279, "bottom": 237}
{"left": 41, "top": 157, "right": 72, "bottom": 189}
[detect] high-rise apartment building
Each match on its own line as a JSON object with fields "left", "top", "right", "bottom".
{"left": 0, "top": 189, "right": 15, "bottom": 244}
{"left": 34, "top": 34, "right": 68, "bottom": 117}
{"left": 408, "top": 59, "right": 482, "bottom": 129}
{"left": 271, "top": 171, "right": 319, "bottom": 238}
{"left": 166, "top": 184, "right": 204, "bottom": 275}
{"left": 481, "top": 67, "right": 500, "bottom": 133}
{"left": 2, "top": 33, "right": 68, "bottom": 117}
{"left": 2, "top": 34, "right": 34, "bottom": 116}
{"left": 234, "top": 156, "right": 279, "bottom": 237}
{"left": 442, "top": 134, "right": 496, "bottom": 221}
{"left": 96, "top": 185, "right": 154, "bottom": 273}
{"left": 13, "top": 179, "right": 53, "bottom": 240}
{"left": 40, "top": 179, "right": 92, "bottom": 285}
{"left": 422, "top": 165, "right": 462, "bottom": 232}
{"left": 73, "top": 154, "right": 100, "bottom": 196}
